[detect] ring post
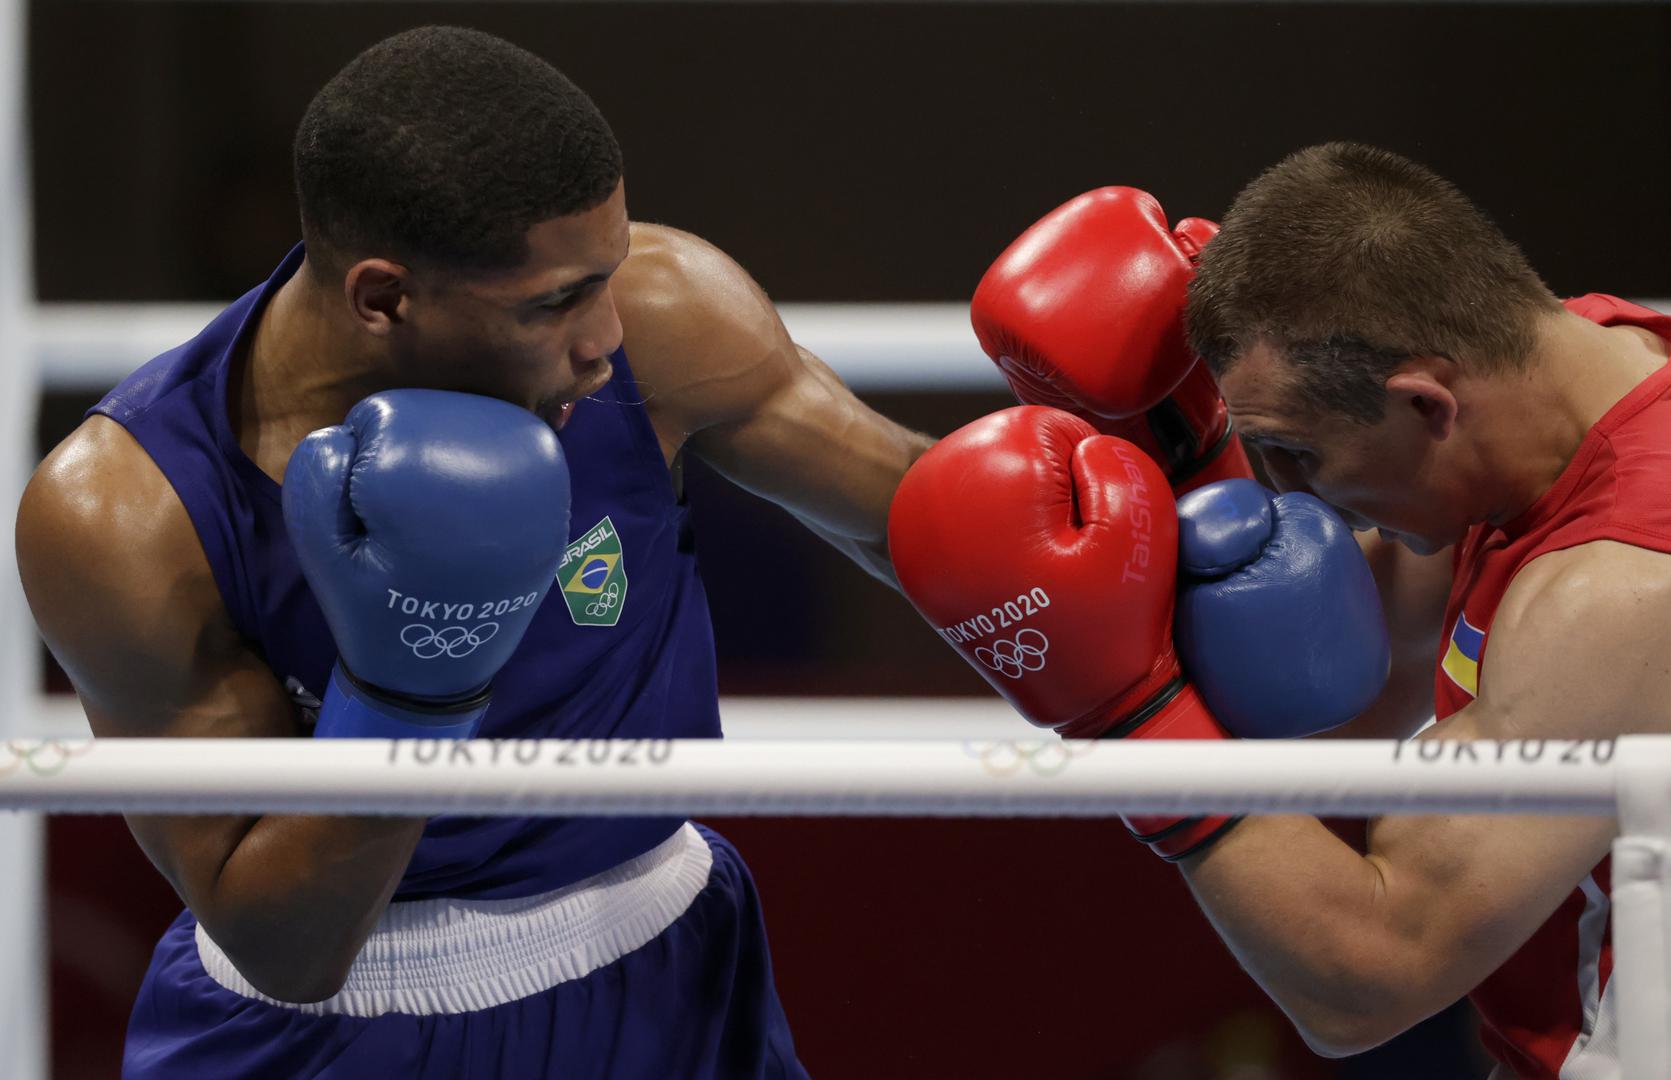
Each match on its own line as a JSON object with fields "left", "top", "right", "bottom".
{"left": 0, "top": 0, "right": 47, "bottom": 1075}
{"left": 1612, "top": 734, "right": 1671, "bottom": 1077}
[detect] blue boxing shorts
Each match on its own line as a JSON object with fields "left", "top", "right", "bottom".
{"left": 122, "top": 824, "right": 806, "bottom": 1079}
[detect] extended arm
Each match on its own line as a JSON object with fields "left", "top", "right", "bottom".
{"left": 615, "top": 224, "right": 935, "bottom": 587}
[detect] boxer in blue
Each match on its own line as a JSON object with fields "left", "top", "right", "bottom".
{"left": 16, "top": 26, "right": 934, "bottom": 1078}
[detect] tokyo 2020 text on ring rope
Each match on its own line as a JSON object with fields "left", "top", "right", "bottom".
{"left": 4, "top": 732, "right": 1671, "bottom": 1075}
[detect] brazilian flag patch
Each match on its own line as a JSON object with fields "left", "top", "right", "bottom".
{"left": 558, "top": 516, "right": 628, "bottom": 627}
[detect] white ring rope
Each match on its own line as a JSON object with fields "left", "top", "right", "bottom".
{"left": 29, "top": 299, "right": 1670, "bottom": 392}
{"left": 5, "top": 733, "right": 1667, "bottom": 1074}
{"left": 29, "top": 302, "right": 1000, "bottom": 391}
{"left": 0, "top": 736, "right": 1633, "bottom": 817}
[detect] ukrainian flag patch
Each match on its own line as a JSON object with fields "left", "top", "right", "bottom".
{"left": 1441, "top": 612, "right": 1485, "bottom": 697}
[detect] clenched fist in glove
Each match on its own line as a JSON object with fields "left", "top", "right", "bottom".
{"left": 284, "top": 390, "right": 571, "bottom": 740}
{"left": 888, "top": 407, "right": 1388, "bottom": 859}
{"left": 1174, "top": 478, "right": 1390, "bottom": 738}
{"left": 972, "top": 187, "right": 1252, "bottom": 494}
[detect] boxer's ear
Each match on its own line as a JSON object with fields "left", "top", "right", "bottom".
{"left": 344, "top": 258, "right": 410, "bottom": 335}
{"left": 1386, "top": 361, "right": 1457, "bottom": 441}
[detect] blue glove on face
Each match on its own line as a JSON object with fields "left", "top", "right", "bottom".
{"left": 283, "top": 390, "right": 571, "bottom": 738}
{"left": 1173, "top": 479, "right": 1389, "bottom": 739}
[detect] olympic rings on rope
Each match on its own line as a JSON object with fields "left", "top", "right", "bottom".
{"left": 0, "top": 739, "right": 93, "bottom": 779}
{"left": 962, "top": 738, "right": 1093, "bottom": 777}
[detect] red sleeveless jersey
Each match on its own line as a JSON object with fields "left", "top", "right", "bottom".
{"left": 1435, "top": 294, "right": 1671, "bottom": 1077}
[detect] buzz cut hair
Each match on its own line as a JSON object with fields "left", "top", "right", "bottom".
{"left": 294, "top": 26, "right": 623, "bottom": 275}
{"left": 1186, "top": 142, "right": 1560, "bottom": 424}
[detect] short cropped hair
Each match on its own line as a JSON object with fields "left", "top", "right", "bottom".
{"left": 294, "top": 26, "right": 623, "bottom": 274}
{"left": 1186, "top": 142, "right": 1560, "bottom": 423}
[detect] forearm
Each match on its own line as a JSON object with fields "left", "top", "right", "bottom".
{"left": 194, "top": 812, "right": 427, "bottom": 1002}
{"left": 790, "top": 422, "right": 932, "bottom": 590}
{"left": 1180, "top": 815, "right": 1421, "bottom": 1054}
{"left": 799, "top": 514, "right": 899, "bottom": 588}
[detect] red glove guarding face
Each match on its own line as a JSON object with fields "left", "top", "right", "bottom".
{"left": 971, "top": 187, "right": 1253, "bottom": 495}
{"left": 887, "top": 406, "right": 1238, "bottom": 859}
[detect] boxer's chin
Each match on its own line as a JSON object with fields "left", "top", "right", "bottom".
{"left": 1384, "top": 530, "right": 1444, "bottom": 557}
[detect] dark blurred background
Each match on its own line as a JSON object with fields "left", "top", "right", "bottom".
{"left": 28, "top": 2, "right": 1669, "bottom": 1078}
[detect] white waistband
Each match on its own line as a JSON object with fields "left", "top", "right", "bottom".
{"left": 196, "top": 822, "right": 713, "bottom": 1017}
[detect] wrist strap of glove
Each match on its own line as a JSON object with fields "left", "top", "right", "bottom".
{"left": 313, "top": 663, "right": 491, "bottom": 740}
{"left": 1169, "top": 425, "right": 1255, "bottom": 497}
{"left": 1101, "top": 679, "right": 1243, "bottom": 861}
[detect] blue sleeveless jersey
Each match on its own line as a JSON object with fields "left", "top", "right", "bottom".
{"left": 90, "top": 244, "right": 722, "bottom": 901}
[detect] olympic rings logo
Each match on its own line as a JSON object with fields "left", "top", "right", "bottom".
{"left": 974, "top": 629, "right": 1049, "bottom": 679}
{"left": 962, "top": 739, "right": 1093, "bottom": 778}
{"left": 0, "top": 739, "right": 93, "bottom": 779}
{"left": 400, "top": 622, "right": 500, "bottom": 660}
{"left": 585, "top": 582, "right": 621, "bottom": 619}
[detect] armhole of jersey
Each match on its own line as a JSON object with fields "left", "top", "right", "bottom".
{"left": 597, "top": 347, "right": 683, "bottom": 507}
{"left": 104, "top": 408, "right": 264, "bottom": 650}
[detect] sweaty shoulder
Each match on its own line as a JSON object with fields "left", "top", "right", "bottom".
{"left": 1469, "top": 540, "right": 1671, "bottom": 740}
{"left": 614, "top": 223, "right": 779, "bottom": 336}
{"left": 17, "top": 416, "right": 244, "bottom": 729}
{"left": 20, "top": 416, "right": 206, "bottom": 600}
{"left": 613, "top": 223, "right": 800, "bottom": 438}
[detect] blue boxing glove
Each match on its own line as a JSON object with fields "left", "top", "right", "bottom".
{"left": 1174, "top": 479, "right": 1389, "bottom": 738}
{"left": 283, "top": 390, "right": 571, "bottom": 739}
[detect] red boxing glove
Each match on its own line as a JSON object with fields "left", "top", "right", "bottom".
{"left": 888, "top": 406, "right": 1238, "bottom": 859}
{"left": 972, "top": 188, "right": 1253, "bottom": 495}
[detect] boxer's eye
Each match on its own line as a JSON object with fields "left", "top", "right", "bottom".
{"left": 539, "top": 282, "right": 606, "bottom": 314}
{"left": 1267, "top": 445, "right": 1316, "bottom": 474}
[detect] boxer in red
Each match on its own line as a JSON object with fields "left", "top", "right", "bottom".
{"left": 893, "top": 143, "right": 1671, "bottom": 1077}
